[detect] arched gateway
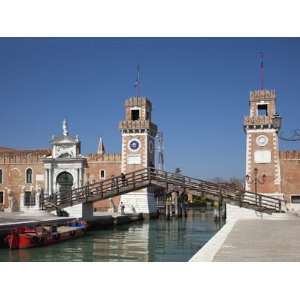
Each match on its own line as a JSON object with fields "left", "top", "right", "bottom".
{"left": 56, "top": 172, "right": 73, "bottom": 195}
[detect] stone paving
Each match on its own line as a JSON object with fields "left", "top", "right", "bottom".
{"left": 213, "top": 218, "right": 300, "bottom": 262}
{"left": 0, "top": 212, "right": 76, "bottom": 234}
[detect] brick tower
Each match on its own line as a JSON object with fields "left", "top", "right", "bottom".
{"left": 244, "top": 89, "right": 283, "bottom": 198}
{"left": 119, "top": 97, "right": 158, "bottom": 216}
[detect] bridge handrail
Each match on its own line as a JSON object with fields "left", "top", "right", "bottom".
{"left": 41, "top": 167, "right": 283, "bottom": 213}
{"left": 41, "top": 167, "right": 151, "bottom": 208}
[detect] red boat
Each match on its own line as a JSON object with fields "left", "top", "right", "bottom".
{"left": 5, "top": 220, "right": 87, "bottom": 249}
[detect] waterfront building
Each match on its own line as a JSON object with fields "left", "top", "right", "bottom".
{"left": 0, "top": 96, "right": 157, "bottom": 216}
{"left": 244, "top": 89, "right": 300, "bottom": 209}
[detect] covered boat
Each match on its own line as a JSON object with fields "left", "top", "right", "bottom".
{"left": 5, "top": 220, "right": 87, "bottom": 249}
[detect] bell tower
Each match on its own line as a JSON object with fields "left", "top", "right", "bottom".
{"left": 244, "top": 89, "right": 283, "bottom": 198}
{"left": 119, "top": 97, "right": 158, "bottom": 216}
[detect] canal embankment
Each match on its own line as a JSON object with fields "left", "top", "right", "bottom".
{"left": 190, "top": 208, "right": 299, "bottom": 262}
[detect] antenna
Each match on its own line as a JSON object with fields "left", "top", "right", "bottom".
{"left": 259, "top": 52, "right": 264, "bottom": 90}
{"left": 134, "top": 64, "right": 141, "bottom": 96}
{"left": 156, "top": 131, "right": 165, "bottom": 171}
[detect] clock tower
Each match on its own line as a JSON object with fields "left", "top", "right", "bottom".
{"left": 244, "top": 90, "right": 283, "bottom": 198}
{"left": 119, "top": 97, "right": 158, "bottom": 216}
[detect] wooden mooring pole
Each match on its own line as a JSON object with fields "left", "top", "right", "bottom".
{"left": 174, "top": 191, "right": 179, "bottom": 217}
{"left": 165, "top": 193, "right": 172, "bottom": 219}
{"left": 181, "top": 191, "right": 188, "bottom": 217}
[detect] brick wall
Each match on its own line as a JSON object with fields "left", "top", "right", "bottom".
{"left": 280, "top": 151, "right": 300, "bottom": 202}
{"left": 0, "top": 150, "right": 49, "bottom": 209}
{"left": 86, "top": 153, "right": 121, "bottom": 211}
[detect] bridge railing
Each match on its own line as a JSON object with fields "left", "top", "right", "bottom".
{"left": 149, "top": 168, "right": 283, "bottom": 212}
{"left": 41, "top": 168, "right": 151, "bottom": 210}
{"left": 41, "top": 167, "right": 283, "bottom": 213}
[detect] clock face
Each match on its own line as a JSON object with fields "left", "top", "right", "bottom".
{"left": 256, "top": 135, "right": 268, "bottom": 147}
{"left": 128, "top": 139, "right": 140, "bottom": 151}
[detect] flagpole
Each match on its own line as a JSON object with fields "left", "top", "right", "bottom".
{"left": 259, "top": 52, "right": 264, "bottom": 90}
{"left": 137, "top": 64, "right": 140, "bottom": 97}
{"left": 135, "top": 64, "right": 140, "bottom": 97}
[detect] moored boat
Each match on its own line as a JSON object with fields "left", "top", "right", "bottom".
{"left": 5, "top": 220, "right": 87, "bottom": 249}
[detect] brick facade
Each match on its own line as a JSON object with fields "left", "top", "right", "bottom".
{"left": 279, "top": 151, "right": 300, "bottom": 202}
{"left": 0, "top": 146, "right": 121, "bottom": 212}
{"left": 244, "top": 89, "right": 300, "bottom": 204}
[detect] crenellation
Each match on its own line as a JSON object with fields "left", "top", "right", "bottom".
{"left": 87, "top": 153, "right": 121, "bottom": 162}
{"left": 250, "top": 89, "right": 276, "bottom": 100}
{"left": 0, "top": 150, "right": 50, "bottom": 164}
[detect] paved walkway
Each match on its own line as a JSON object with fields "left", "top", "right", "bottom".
{"left": 190, "top": 213, "right": 300, "bottom": 262}
{"left": 213, "top": 218, "right": 300, "bottom": 261}
{"left": 0, "top": 212, "right": 71, "bottom": 224}
{"left": 0, "top": 212, "right": 76, "bottom": 236}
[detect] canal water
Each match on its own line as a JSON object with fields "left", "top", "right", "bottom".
{"left": 0, "top": 209, "right": 223, "bottom": 262}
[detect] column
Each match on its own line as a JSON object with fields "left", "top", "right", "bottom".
{"left": 77, "top": 168, "right": 80, "bottom": 188}
{"left": 79, "top": 168, "right": 83, "bottom": 186}
{"left": 50, "top": 168, "right": 53, "bottom": 194}
{"left": 44, "top": 169, "right": 49, "bottom": 196}
{"left": 20, "top": 186, "right": 25, "bottom": 212}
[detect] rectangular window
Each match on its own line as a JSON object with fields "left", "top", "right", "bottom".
{"left": 131, "top": 109, "right": 140, "bottom": 121}
{"left": 257, "top": 104, "right": 268, "bottom": 116}
{"left": 291, "top": 195, "right": 300, "bottom": 204}
{"left": 0, "top": 192, "right": 3, "bottom": 204}
{"left": 100, "top": 170, "right": 105, "bottom": 179}
{"left": 0, "top": 169, "right": 2, "bottom": 184}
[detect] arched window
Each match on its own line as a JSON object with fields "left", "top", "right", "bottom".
{"left": 26, "top": 168, "right": 32, "bottom": 184}
{"left": 0, "top": 169, "right": 2, "bottom": 184}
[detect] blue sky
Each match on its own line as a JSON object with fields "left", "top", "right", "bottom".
{"left": 0, "top": 38, "right": 300, "bottom": 179}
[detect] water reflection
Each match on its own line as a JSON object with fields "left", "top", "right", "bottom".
{"left": 0, "top": 209, "right": 223, "bottom": 262}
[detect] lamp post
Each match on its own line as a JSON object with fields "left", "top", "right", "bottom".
{"left": 245, "top": 168, "right": 266, "bottom": 206}
{"left": 272, "top": 113, "right": 282, "bottom": 132}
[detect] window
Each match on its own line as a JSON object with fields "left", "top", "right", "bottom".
{"left": 0, "top": 169, "right": 2, "bottom": 184}
{"left": 100, "top": 170, "right": 105, "bottom": 179}
{"left": 131, "top": 109, "right": 140, "bottom": 121}
{"left": 257, "top": 104, "right": 268, "bottom": 116}
{"left": 26, "top": 168, "right": 32, "bottom": 184}
{"left": 24, "top": 191, "right": 35, "bottom": 206}
{"left": 291, "top": 195, "right": 300, "bottom": 204}
{"left": 0, "top": 191, "right": 3, "bottom": 204}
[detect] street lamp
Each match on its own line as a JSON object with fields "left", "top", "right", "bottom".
{"left": 245, "top": 168, "right": 266, "bottom": 206}
{"left": 272, "top": 112, "right": 282, "bottom": 131}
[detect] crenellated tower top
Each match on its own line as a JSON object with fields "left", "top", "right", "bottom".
{"left": 119, "top": 96, "right": 157, "bottom": 136}
{"left": 244, "top": 89, "right": 279, "bottom": 130}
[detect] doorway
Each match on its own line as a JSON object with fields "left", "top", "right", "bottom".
{"left": 56, "top": 172, "right": 74, "bottom": 197}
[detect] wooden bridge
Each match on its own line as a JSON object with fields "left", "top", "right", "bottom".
{"left": 40, "top": 168, "right": 284, "bottom": 214}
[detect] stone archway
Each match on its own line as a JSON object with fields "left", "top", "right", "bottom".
{"left": 56, "top": 172, "right": 73, "bottom": 196}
